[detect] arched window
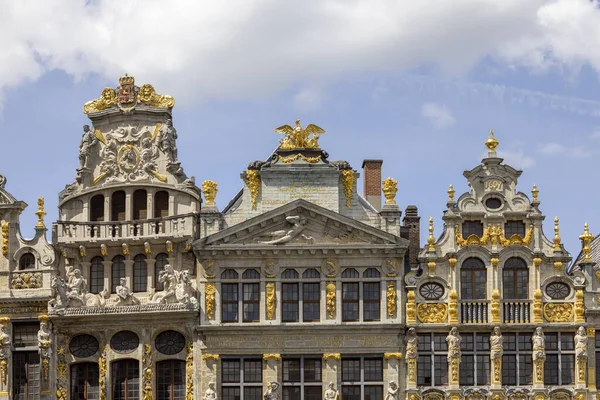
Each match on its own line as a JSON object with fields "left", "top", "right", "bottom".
{"left": 363, "top": 269, "right": 381, "bottom": 321}
{"left": 111, "top": 359, "right": 139, "bottom": 400}
{"left": 242, "top": 269, "right": 260, "bottom": 322}
{"left": 503, "top": 257, "right": 528, "bottom": 299}
{"left": 302, "top": 269, "right": 320, "bottom": 279}
{"left": 90, "top": 256, "right": 104, "bottom": 294}
{"left": 19, "top": 253, "right": 35, "bottom": 270}
{"left": 90, "top": 194, "right": 105, "bottom": 222}
{"left": 71, "top": 363, "right": 99, "bottom": 399}
{"left": 281, "top": 269, "right": 299, "bottom": 279}
{"left": 111, "top": 191, "right": 126, "bottom": 222}
{"left": 155, "top": 253, "right": 169, "bottom": 291}
{"left": 221, "top": 269, "right": 239, "bottom": 323}
{"left": 154, "top": 191, "right": 169, "bottom": 218}
{"left": 133, "top": 254, "right": 147, "bottom": 292}
{"left": 460, "top": 258, "right": 486, "bottom": 300}
{"left": 111, "top": 256, "right": 126, "bottom": 294}
{"left": 363, "top": 268, "right": 381, "bottom": 278}
{"left": 133, "top": 189, "right": 147, "bottom": 220}
{"left": 342, "top": 268, "right": 360, "bottom": 321}
{"left": 157, "top": 360, "right": 185, "bottom": 400}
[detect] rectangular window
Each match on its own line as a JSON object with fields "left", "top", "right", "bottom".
{"left": 282, "top": 283, "right": 299, "bottom": 322}
{"left": 157, "top": 360, "right": 185, "bottom": 400}
{"left": 13, "top": 322, "right": 39, "bottom": 348}
{"left": 342, "top": 283, "right": 359, "bottom": 321}
{"left": 282, "top": 357, "right": 322, "bottom": 400}
{"left": 243, "top": 283, "right": 260, "bottom": 322}
{"left": 462, "top": 221, "right": 483, "bottom": 239}
{"left": 341, "top": 356, "right": 383, "bottom": 400}
{"left": 363, "top": 282, "right": 381, "bottom": 321}
{"left": 302, "top": 283, "right": 320, "bottom": 322}
{"left": 222, "top": 358, "right": 263, "bottom": 400}
{"left": 544, "top": 332, "right": 574, "bottom": 385}
{"left": 13, "top": 351, "right": 41, "bottom": 400}
{"left": 459, "top": 333, "right": 489, "bottom": 386}
{"left": 502, "top": 333, "right": 532, "bottom": 386}
{"left": 71, "top": 363, "right": 100, "bottom": 400}
{"left": 222, "top": 283, "right": 239, "bottom": 323}
{"left": 505, "top": 221, "right": 526, "bottom": 237}
{"left": 418, "top": 333, "right": 447, "bottom": 386}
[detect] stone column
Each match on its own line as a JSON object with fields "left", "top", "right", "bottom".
{"left": 263, "top": 354, "right": 281, "bottom": 393}
{"left": 124, "top": 259, "right": 134, "bottom": 289}
{"left": 80, "top": 261, "right": 92, "bottom": 288}
{"left": 102, "top": 260, "right": 112, "bottom": 294}
{"left": 323, "top": 354, "right": 340, "bottom": 392}
{"left": 146, "top": 258, "right": 156, "bottom": 291}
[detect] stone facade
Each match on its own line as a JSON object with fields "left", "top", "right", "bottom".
{"left": 0, "top": 78, "right": 597, "bottom": 400}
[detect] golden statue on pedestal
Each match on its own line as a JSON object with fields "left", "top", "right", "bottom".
{"left": 274, "top": 120, "right": 325, "bottom": 149}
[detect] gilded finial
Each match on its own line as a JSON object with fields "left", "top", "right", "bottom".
{"left": 202, "top": 180, "right": 218, "bottom": 206}
{"left": 485, "top": 129, "right": 499, "bottom": 153}
{"left": 382, "top": 177, "right": 398, "bottom": 205}
{"left": 427, "top": 217, "right": 435, "bottom": 252}
{"left": 35, "top": 198, "right": 46, "bottom": 228}
{"left": 553, "top": 217, "right": 562, "bottom": 251}
{"left": 579, "top": 222, "right": 594, "bottom": 262}
{"left": 447, "top": 185, "right": 455, "bottom": 203}
{"left": 532, "top": 184, "right": 539, "bottom": 202}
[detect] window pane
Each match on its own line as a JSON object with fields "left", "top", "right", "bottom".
{"left": 13, "top": 323, "right": 39, "bottom": 348}
{"left": 364, "top": 386, "right": 383, "bottom": 400}
{"left": 244, "top": 387, "right": 262, "bottom": 400}
{"left": 545, "top": 354, "right": 559, "bottom": 385}
{"left": 546, "top": 333, "right": 558, "bottom": 351}
{"left": 222, "top": 388, "right": 240, "bottom": 400}
{"left": 304, "top": 387, "right": 322, "bottom": 400}
{"left": 304, "top": 359, "right": 322, "bottom": 382}
{"left": 90, "top": 257, "right": 104, "bottom": 294}
{"left": 433, "top": 334, "right": 447, "bottom": 351}
{"left": 561, "top": 354, "right": 575, "bottom": 385}
{"left": 244, "top": 360, "right": 262, "bottom": 383}
{"left": 462, "top": 221, "right": 483, "bottom": 238}
{"left": 283, "top": 387, "right": 300, "bottom": 400}
{"left": 459, "top": 355, "right": 474, "bottom": 386}
{"left": 519, "top": 354, "right": 532, "bottom": 385}
{"left": 111, "top": 256, "right": 126, "bottom": 294}
{"left": 434, "top": 355, "right": 448, "bottom": 386}
{"left": 363, "top": 282, "right": 380, "bottom": 321}
{"left": 342, "top": 283, "right": 359, "bottom": 321}
{"left": 243, "top": 283, "right": 259, "bottom": 322}
{"left": 222, "top": 284, "right": 238, "bottom": 323}
{"left": 502, "top": 355, "right": 516, "bottom": 385}
{"left": 303, "top": 283, "right": 320, "bottom": 322}
{"left": 157, "top": 360, "right": 185, "bottom": 400}
{"left": 283, "top": 359, "right": 300, "bottom": 382}
{"left": 222, "top": 360, "right": 240, "bottom": 383}
{"left": 561, "top": 334, "right": 574, "bottom": 351}
{"left": 282, "top": 283, "right": 299, "bottom": 322}
{"left": 477, "top": 355, "right": 490, "bottom": 385}
{"left": 71, "top": 363, "right": 100, "bottom": 400}
{"left": 417, "top": 355, "right": 431, "bottom": 386}
{"left": 111, "top": 360, "right": 140, "bottom": 400}
{"left": 133, "top": 255, "right": 147, "bottom": 293}
{"left": 341, "top": 386, "right": 360, "bottom": 400}
{"left": 342, "top": 359, "right": 361, "bottom": 382}
{"left": 364, "top": 358, "right": 383, "bottom": 382}
{"left": 518, "top": 334, "right": 532, "bottom": 351}
{"left": 13, "top": 352, "right": 41, "bottom": 400}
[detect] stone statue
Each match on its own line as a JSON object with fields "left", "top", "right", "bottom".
{"left": 37, "top": 320, "right": 52, "bottom": 359}
{"left": 203, "top": 382, "right": 217, "bottom": 400}
{"left": 259, "top": 216, "right": 312, "bottom": 245}
{"left": 446, "top": 327, "right": 462, "bottom": 361}
{"left": 385, "top": 381, "right": 399, "bottom": 400}
{"left": 158, "top": 118, "right": 178, "bottom": 164}
{"left": 575, "top": 326, "right": 588, "bottom": 360}
{"left": 175, "top": 270, "right": 199, "bottom": 307}
{"left": 0, "top": 318, "right": 11, "bottom": 360}
{"left": 490, "top": 326, "right": 503, "bottom": 360}
{"left": 115, "top": 277, "right": 140, "bottom": 306}
{"left": 532, "top": 327, "right": 545, "bottom": 361}
{"left": 405, "top": 327, "right": 418, "bottom": 360}
{"left": 263, "top": 381, "right": 281, "bottom": 400}
{"left": 67, "top": 267, "right": 88, "bottom": 301}
{"left": 79, "top": 125, "right": 98, "bottom": 168}
{"left": 151, "top": 264, "right": 198, "bottom": 306}
{"left": 324, "top": 382, "right": 339, "bottom": 400}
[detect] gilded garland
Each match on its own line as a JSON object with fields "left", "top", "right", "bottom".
{"left": 246, "top": 170, "right": 261, "bottom": 210}
{"left": 1, "top": 221, "right": 8, "bottom": 255}
{"left": 266, "top": 282, "right": 276, "bottom": 320}
{"left": 341, "top": 170, "right": 354, "bottom": 208}
{"left": 205, "top": 282, "right": 216, "bottom": 320}
{"left": 543, "top": 303, "right": 574, "bottom": 322}
{"left": 143, "top": 344, "right": 153, "bottom": 400}
{"left": 386, "top": 281, "right": 397, "bottom": 317}
{"left": 186, "top": 343, "right": 194, "bottom": 400}
{"left": 279, "top": 153, "right": 322, "bottom": 164}
{"left": 416, "top": 303, "right": 448, "bottom": 323}
{"left": 99, "top": 345, "right": 107, "bottom": 400}
{"left": 326, "top": 281, "right": 336, "bottom": 319}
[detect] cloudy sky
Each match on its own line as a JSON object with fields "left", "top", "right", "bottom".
{"left": 0, "top": 0, "right": 599, "bottom": 257}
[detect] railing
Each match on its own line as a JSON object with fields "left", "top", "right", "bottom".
{"left": 503, "top": 301, "right": 531, "bottom": 323}
{"left": 55, "top": 213, "right": 198, "bottom": 243}
{"left": 460, "top": 301, "right": 489, "bottom": 323}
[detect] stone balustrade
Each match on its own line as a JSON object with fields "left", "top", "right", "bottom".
{"left": 460, "top": 301, "right": 489, "bottom": 323}
{"left": 502, "top": 301, "right": 531, "bottom": 323}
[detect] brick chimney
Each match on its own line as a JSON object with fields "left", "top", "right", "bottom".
{"left": 403, "top": 205, "right": 421, "bottom": 273}
{"left": 362, "top": 159, "right": 383, "bottom": 211}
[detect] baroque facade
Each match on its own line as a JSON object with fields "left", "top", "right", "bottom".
{"left": 0, "top": 76, "right": 597, "bottom": 400}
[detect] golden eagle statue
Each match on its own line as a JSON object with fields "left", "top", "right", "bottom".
{"left": 274, "top": 120, "right": 326, "bottom": 149}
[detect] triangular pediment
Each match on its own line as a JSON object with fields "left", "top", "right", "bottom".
{"left": 199, "top": 199, "right": 406, "bottom": 248}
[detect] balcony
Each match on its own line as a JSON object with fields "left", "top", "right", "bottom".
{"left": 55, "top": 213, "right": 198, "bottom": 244}
{"left": 502, "top": 301, "right": 531, "bottom": 323}
{"left": 460, "top": 301, "right": 489, "bottom": 323}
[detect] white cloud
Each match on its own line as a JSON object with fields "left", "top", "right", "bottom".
{"left": 292, "top": 87, "right": 326, "bottom": 112}
{"left": 497, "top": 149, "right": 536, "bottom": 169}
{"left": 0, "top": 0, "right": 599, "bottom": 107}
{"left": 538, "top": 142, "right": 592, "bottom": 157}
{"left": 421, "top": 102, "right": 455, "bottom": 128}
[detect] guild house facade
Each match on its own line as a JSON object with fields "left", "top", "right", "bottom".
{"left": 0, "top": 76, "right": 597, "bottom": 400}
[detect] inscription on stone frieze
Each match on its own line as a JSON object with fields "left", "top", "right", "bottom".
{"left": 207, "top": 334, "right": 397, "bottom": 349}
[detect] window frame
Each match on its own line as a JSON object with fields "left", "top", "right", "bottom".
{"left": 220, "top": 269, "right": 261, "bottom": 323}
{"left": 340, "top": 355, "right": 384, "bottom": 400}
{"left": 156, "top": 359, "right": 185, "bottom": 400}
{"left": 504, "top": 221, "right": 526, "bottom": 237}
{"left": 71, "top": 362, "right": 100, "bottom": 400}
{"left": 462, "top": 221, "right": 483, "bottom": 239}
{"left": 544, "top": 332, "right": 575, "bottom": 386}
{"left": 154, "top": 253, "right": 169, "bottom": 291}
{"left": 19, "top": 252, "right": 36, "bottom": 270}
{"left": 502, "top": 257, "right": 528, "bottom": 300}
{"left": 282, "top": 356, "right": 323, "bottom": 400}
{"left": 459, "top": 332, "right": 490, "bottom": 386}
{"left": 502, "top": 332, "right": 532, "bottom": 386}
{"left": 13, "top": 351, "right": 41, "bottom": 400}
{"left": 111, "top": 359, "right": 140, "bottom": 400}
{"left": 460, "top": 258, "right": 487, "bottom": 300}
{"left": 132, "top": 254, "right": 147, "bottom": 293}
{"left": 221, "top": 357, "right": 263, "bottom": 400}
{"left": 417, "top": 333, "right": 448, "bottom": 387}
{"left": 111, "top": 255, "right": 126, "bottom": 294}
{"left": 90, "top": 256, "right": 104, "bottom": 294}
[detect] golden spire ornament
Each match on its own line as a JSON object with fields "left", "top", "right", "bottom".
{"left": 579, "top": 222, "right": 594, "bottom": 262}
{"left": 35, "top": 198, "right": 47, "bottom": 228}
{"left": 202, "top": 180, "right": 218, "bottom": 206}
{"left": 485, "top": 129, "right": 499, "bottom": 153}
{"left": 531, "top": 184, "right": 539, "bottom": 203}
{"left": 553, "top": 217, "right": 562, "bottom": 251}
{"left": 447, "top": 185, "right": 455, "bottom": 203}
{"left": 427, "top": 217, "right": 435, "bottom": 252}
{"left": 382, "top": 177, "right": 398, "bottom": 205}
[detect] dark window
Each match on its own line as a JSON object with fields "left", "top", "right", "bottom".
{"left": 90, "top": 194, "right": 105, "bottom": 222}
{"left": 282, "top": 269, "right": 299, "bottom": 279}
{"left": 110, "top": 331, "right": 139, "bottom": 354}
{"left": 282, "top": 357, "right": 322, "bottom": 399}
{"left": 13, "top": 322, "right": 39, "bottom": 348}
{"left": 70, "top": 334, "right": 100, "bottom": 358}
{"left": 546, "top": 282, "right": 570, "bottom": 299}
{"left": 503, "top": 257, "right": 528, "bottom": 299}
{"left": 71, "top": 363, "right": 100, "bottom": 400}
{"left": 155, "top": 253, "right": 169, "bottom": 291}
{"left": 111, "top": 191, "right": 126, "bottom": 222}
{"left": 13, "top": 351, "right": 40, "bottom": 400}
{"left": 155, "top": 331, "right": 186, "bottom": 355}
{"left": 459, "top": 333, "right": 490, "bottom": 386}
{"left": 485, "top": 197, "right": 502, "bottom": 210}
{"left": 112, "top": 255, "right": 126, "bottom": 294}
{"left": 363, "top": 282, "right": 380, "bottom": 321}
{"left": 242, "top": 269, "right": 260, "bottom": 280}
{"left": 19, "top": 253, "right": 36, "bottom": 270}
{"left": 90, "top": 256, "right": 104, "bottom": 294}
{"left": 341, "top": 357, "right": 383, "bottom": 400}
{"left": 302, "top": 269, "right": 320, "bottom": 279}
{"left": 132, "top": 189, "right": 147, "bottom": 220}
{"left": 418, "top": 333, "right": 448, "bottom": 386}
{"left": 342, "top": 268, "right": 359, "bottom": 278}
{"left": 462, "top": 221, "right": 483, "bottom": 238}
{"left": 502, "top": 333, "right": 532, "bottom": 386}
{"left": 222, "top": 283, "right": 239, "bottom": 323}
{"left": 342, "top": 282, "right": 359, "bottom": 321}
{"left": 303, "top": 283, "right": 320, "bottom": 322}
{"left": 133, "top": 254, "right": 147, "bottom": 292}
{"left": 154, "top": 191, "right": 169, "bottom": 218}
{"left": 221, "top": 358, "right": 263, "bottom": 400}
{"left": 222, "top": 269, "right": 239, "bottom": 279}
{"left": 243, "top": 282, "right": 260, "bottom": 322}
{"left": 460, "top": 257, "right": 486, "bottom": 300}
{"left": 545, "top": 332, "right": 575, "bottom": 385}
{"left": 505, "top": 221, "right": 525, "bottom": 237}
{"left": 111, "top": 359, "right": 140, "bottom": 400}
{"left": 363, "top": 268, "right": 380, "bottom": 278}
{"left": 156, "top": 360, "right": 185, "bottom": 400}
{"left": 282, "top": 282, "right": 299, "bottom": 322}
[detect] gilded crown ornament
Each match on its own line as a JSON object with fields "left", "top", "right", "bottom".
{"left": 274, "top": 120, "right": 325, "bottom": 149}
{"left": 579, "top": 222, "right": 594, "bottom": 262}
{"left": 382, "top": 177, "right": 398, "bottom": 205}
{"left": 35, "top": 197, "right": 46, "bottom": 228}
{"left": 202, "top": 180, "right": 218, "bottom": 206}
{"left": 427, "top": 217, "right": 435, "bottom": 252}
{"left": 83, "top": 75, "right": 174, "bottom": 114}
{"left": 554, "top": 216, "right": 562, "bottom": 251}
{"left": 532, "top": 184, "right": 539, "bottom": 202}
{"left": 485, "top": 129, "right": 499, "bottom": 153}
{"left": 447, "top": 184, "right": 455, "bottom": 203}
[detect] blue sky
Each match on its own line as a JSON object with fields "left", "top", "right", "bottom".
{"left": 0, "top": 0, "right": 599, "bottom": 259}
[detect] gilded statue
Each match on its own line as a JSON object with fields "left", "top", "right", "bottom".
{"left": 139, "top": 83, "right": 175, "bottom": 108}
{"left": 532, "top": 327, "right": 545, "bottom": 361}
{"left": 490, "top": 326, "right": 503, "bottom": 360}
{"left": 83, "top": 87, "right": 116, "bottom": 114}
{"left": 324, "top": 382, "right": 339, "bottom": 400}
{"left": 275, "top": 120, "right": 325, "bottom": 149}
{"left": 575, "top": 326, "right": 588, "bottom": 360}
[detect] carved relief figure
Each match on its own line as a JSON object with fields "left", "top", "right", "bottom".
{"left": 263, "top": 381, "right": 281, "bottom": 400}
{"left": 79, "top": 125, "right": 98, "bottom": 168}
{"left": 385, "top": 381, "right": 399, "bottom": 400}
{"left": 38, "top": 320, "right": 52, "bottom": 358}
{"left": 0, "top": 319, "right": 11, "bottom": 360}
{"left": 259, "top": 216, "right": 312, "bottom": 245}
{"left": 324, "top": 382, "right": 339, "bottom": 400}
{"left": 446, "top": 327, "right": 462, "bottom": 361}
{"left": 490, "top": 326, "right": 503, "bottom": 360}
{"left": 575, "top": 326, "right": 588, "bottom": 360}
{"left": 203, "top": 381, "right": 217, "bottom": 400}
{"left": 405, "top": 327, "right": 418, "bottom": 360}
{"left": 115, "top": 277, "right": 140, "bottom": 306}
{"left": 67, "top": 267, "right": 88, "bottom": 301}
{"left": 158, "top": 118, "right": 178, "bottom": 164}
{"left": 151, "top": 264, "right": 198, "bottom": 306}
{"left": 532, "top": 327, "right": 545, "bottom": 361}
{"left": 154, "top": 264, "right": 178, "bottom": 304}
{"left": 175, "top": 270, "right": 198, "bottom": 307}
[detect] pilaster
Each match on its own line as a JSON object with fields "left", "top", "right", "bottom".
{"left": 323, "top": 353, "right": 340, "bottom": 389}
